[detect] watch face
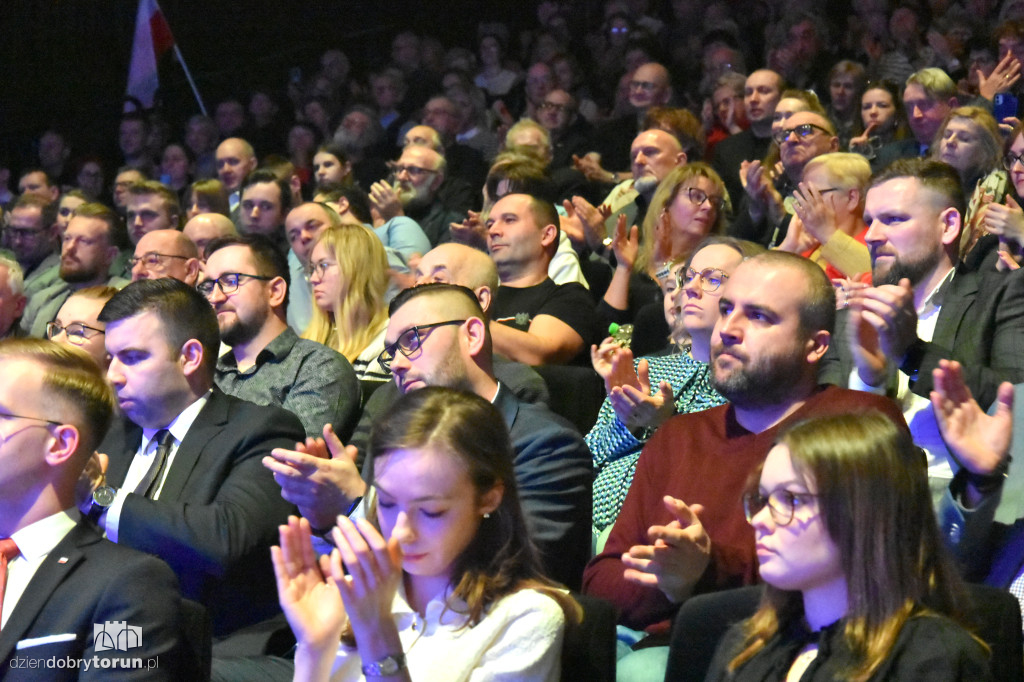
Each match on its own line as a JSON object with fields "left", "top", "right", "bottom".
{"left": 93, "top": 485, "right": 117, "bottom": 507}
{"left": 379, "top": 659, "right": 400, "bottom": 675}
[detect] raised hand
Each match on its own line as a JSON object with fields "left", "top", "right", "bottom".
{"left": 608, "top": 359, "right": 675, "bottom": 433}
{"left": 264, "top": 423, "right": 368, "bottom": 530}
{"left": 622, "top": 495, "right": 711, "bottom": 603}
{"left": 846, "top": 279, "right": 918, "bottom": 387}
{"left": 330, "top": 516, "right": 403, "bottom": 637}
{"left": 369, "top": 180, "right": 404, "bottom": 222}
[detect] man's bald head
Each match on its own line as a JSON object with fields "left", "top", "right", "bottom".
{"left": 630, "top": 62, "right": 672, "bottom": 110}
{"left": 183, "top": 213, "right": 238, "bottom": 260}
{"left": 131, "top": 229, "right": 200, "bottom": 285}
{"left": 215, "top": 137, "right": 257, "bottom": 193}
{"left": 403, "top": 125, "right": 444, "bottom": 152}
{"left": 414, "top": 243, "right": 500, "bottom": 313}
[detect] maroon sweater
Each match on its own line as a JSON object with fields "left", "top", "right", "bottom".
{"left": 582, "top": 385, "right": 905, "bottom": 635}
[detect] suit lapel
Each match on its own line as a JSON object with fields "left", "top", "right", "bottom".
{"left": 933, "top": 270, "right": 978, "bottom": 350}
{"left": 157, "top": 391, "right": 230, "bottom": 501}
{"left": 0, "top": 524, "right": 96, "bottom": 664}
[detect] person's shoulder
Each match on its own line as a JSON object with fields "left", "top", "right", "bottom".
{"left": 291, "top": 336, "right": 352, "bottom": 367}
{"left": 889, "top": 614, "right": 990, "bottom": 669}
{"left": 805, "top": 385, "right": 904, "bottom": 420}
{"left": 488, "top": 587, "right": 567, "bottom": 627}
{"left": 215, "top": 389, "right": 305, "bottom": 430}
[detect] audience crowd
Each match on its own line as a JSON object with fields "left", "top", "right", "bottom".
{"left": 9, "top": 0, "right": 1024, "bottom": 679}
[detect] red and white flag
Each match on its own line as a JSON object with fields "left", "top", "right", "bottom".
{"left": 125, "top": 0, "right": 175, "bottom": 110}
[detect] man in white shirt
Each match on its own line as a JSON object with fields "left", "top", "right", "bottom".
{"left": 0, "top": 338, "right": 183, "bottom": 677}
{"left": 838, "top": 158, "right": 1024, "bottom": 497}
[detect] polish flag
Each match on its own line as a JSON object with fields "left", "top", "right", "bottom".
{"left": 125, "top": 0, "right": 175, "bottom": 109}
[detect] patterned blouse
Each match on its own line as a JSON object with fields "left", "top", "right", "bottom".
{"left": 586, "top": 352, "right": 725, "bottom": 535}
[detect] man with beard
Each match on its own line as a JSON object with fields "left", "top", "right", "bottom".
{"left": 203, "top": 234, "right": 359, "bottom": 440}
{"left": 370, "top": 144, "right": 462, "bottom": 246}
{"left": 20, "top": 203, "right": 127, "bottom": 338}
{"left": 835, "top": 158, "right": 1024, "bottom": 497}
{"left": 264, "top": 282, "right": 591, "bottom": 588}
{"left": 582, "top": 251, "right": 904, "bottom": 682}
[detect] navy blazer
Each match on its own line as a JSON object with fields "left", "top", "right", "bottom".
{"left": 0, "top": 522, "right": 183, "bottom": 681}
{"left": 100, "top": 388, "right": 305, "bottom": 637}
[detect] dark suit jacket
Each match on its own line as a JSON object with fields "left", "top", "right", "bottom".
{"left": 871, "top": 137, "right": 923, "bottom": 174}
{"left": 829, "top": 258, "right": 1024, "bottom": 412}
{"left": 99, "top": 388, "right": 305, "bottom": 637}
{"left": 710, "top": 129, "right": 772, "bottom": 215}
{"left": 0, "top": 522, "right": 183, "bottom": 680}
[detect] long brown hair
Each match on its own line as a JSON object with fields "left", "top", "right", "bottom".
{"left": 367, "top": 387, "right": 580, "bottom": 628}
{"left": 729, "top": 412, "right": 977, "bottom": 681}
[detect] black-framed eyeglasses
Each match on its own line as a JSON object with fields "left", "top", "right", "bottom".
{"left": 46, "top": 321, "right": 104, "bottom": 346}
{"left": 0, "top": 409, "right": 63, "bottom": 429}
{"left": 539, "top": 101, "right": 573, "bottom": 113}
{"left": 127, "top": 251, "right": 189, "bottom": 270}
{"left": 742, "top": 489, "right": 819, "bottom": 526}
{"left": 196, "top": 272, "right": 272, "bottom": 297}
{"left": 772, "top": 123, "right": 832, "bottom": 145}
{"left": 685, "top": 187, "right": 725, "bottom": 212}
{"left": 1003, "top": 152, "right": 1024, "bottom": 170}
{"left": 677, "top": 267, "right": 729, "bottom": 293}
{"left": 377, "top": 319, "right": 467, "bottom": 371}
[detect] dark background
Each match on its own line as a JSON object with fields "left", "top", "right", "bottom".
{"left": 0, "top": 0, "right": 544, "bottom": 173}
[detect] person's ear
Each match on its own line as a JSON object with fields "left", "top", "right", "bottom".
{"left": 267, "top": 275, "right": 288, "bottom": 308}
{"left": 478, "top": 481, "right": 504, "bottom": 517}
{"left": 463, "top": 316, "right": 488, "bottom": 357}
{"left": 44, "top": 423, "right": 80, "bottom": 468}
{"left": 184, "top": 258, "right": 202, "bottom": 286}
{"left": 179, "top": 338, "right": 205, "bottom": 377}
{"left": 938, "top": 206, "right": 962, "bottom": 246}
{"left": 805, "top": 329, "right": 831, "bottom": 364}
{"left": 474, "top": 286, "right": 492, "bottom": 315}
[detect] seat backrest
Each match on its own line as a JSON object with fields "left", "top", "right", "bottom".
{"left": 561, "top": 592, "right": 617, "bottom": 682}
{"left": 179, "top": 597, "right": 213, "bottom": 681}
{"left": 965, "top": 583, "right": 1023, "bottom": 682}
{"left": 664, "top": 586, "right": 763, "bottom": 682}
{"left": 533, "top": 364, "right": 605, "bottom": 435}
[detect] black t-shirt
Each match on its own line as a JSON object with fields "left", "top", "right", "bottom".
{"left": 492, "top": 278, "right": 600, "bottom": 365}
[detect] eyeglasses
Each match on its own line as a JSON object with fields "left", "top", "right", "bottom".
{"left": 0, "top": 410, "right": 62, "bottom": 441}
{"left": 377, "top": 319, "right": 466, "bottom": 371}
{"left": 196, "top": 272, "right": 272, "bottom": 297}
{"left": 772, "top": 122, "right": 832, "bottom": 145}
{"left": 684, "top": 187, "right": 725, "bottom": 211}
{"left": 742, "top": 489, "right": 819, "bottom": 526}
{"left": 306, "top": 260, "right": 337, "bottom": 279}
{"left": 128, "top": 251, "right": 189, "bottom": 270}
{"left": 46, "top": 321, "right": 104, "bottom": 346}
{"left": 677, "top": 267, "right": 729, "bottom": 293}
{"left": 1003, "top": 152, "right": 1024, "bottom": 170}
{"left": 6, "top": 227, "right": 46, "bottom": 241}
{"left": 388, "top": 163, "right": 439, "bottom": 181}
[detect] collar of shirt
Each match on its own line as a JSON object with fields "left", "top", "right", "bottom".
{"left": 140, "top": 389, "right": 212, "bottom": 450}
{"left": 218, "top": 327, "right": 299, "bottom": 375}
{"left": 11, "top": 509, "right": 79, "bottom": 564}
{"left": 917, "top": 266, "right": 955, "bottom": 320}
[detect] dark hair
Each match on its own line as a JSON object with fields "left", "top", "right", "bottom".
{"left": 98, "top": 278, "right": 220, "bottom": 379}
{"left": 323, "top": 184, "right": 372, "bottom": 224}
{"left": 870, "top": 157, "right": 966, "bottom": 218}
{"left": 240, "top": 169, "right": 292, "bottom": 215}
{"left": 187, "top": 178, "right": 231, "bottom": 217}
{"left": 388, "top": 282, "right": 482, "bottom": 317}
{"left": 731, "top": 412, "right": 975, "bottom": 680}
{"left": 127, "top": 180, "right": 183, "bottom": 228}
{"left": 205, "top": 233, "right": 290, "bottom": 307}
{"left": 18, "top": 167, "right": 56, "bottom": 188}
{"left": 368, "top": 387, "right": 576, "bottom": 627}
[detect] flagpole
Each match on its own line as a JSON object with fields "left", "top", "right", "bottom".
{"left": 172, "top": 43, "right": 207, "bottom": 116}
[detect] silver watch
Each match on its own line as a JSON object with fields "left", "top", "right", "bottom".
{"left": 361, "top": 652, "right": 407, "bottom": 676}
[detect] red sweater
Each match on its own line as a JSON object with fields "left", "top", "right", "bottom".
{"left": 581, "top": 385, "right": 905, "bottom": 634}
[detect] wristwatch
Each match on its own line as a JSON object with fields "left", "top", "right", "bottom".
{"left": 87, "top": 485, "right": 117, "bottom": 523}
{"left": 361, "top": 652, "right": 407, "bottom": 676}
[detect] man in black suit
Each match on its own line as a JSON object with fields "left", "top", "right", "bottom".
{"left": 93, "top": 279, "right": 305, "bottom": 637}
{"left": 836, "top": 158, "right": 1024, "bottom": 497}
{"left": 266, "top": 283, "right": 592, "bottom": 589}
{"left": 0, "top": 338, "right": 182, "bottom": 679}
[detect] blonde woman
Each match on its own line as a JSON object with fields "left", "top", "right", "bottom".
{"left": 303, "top": 224, "right": 390, "bottom": 382}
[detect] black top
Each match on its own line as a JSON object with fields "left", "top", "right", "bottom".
{"left": 705, "top": 614, "right": 991, "bottom": 681}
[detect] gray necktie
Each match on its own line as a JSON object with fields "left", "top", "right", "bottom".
{"left": 134, "top": 429, "right": 174, "bottom": 498}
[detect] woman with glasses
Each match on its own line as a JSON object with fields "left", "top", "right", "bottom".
{"left": 705, "top": 412, "right": 990, "bottom": 681}
{"left": 588, "top": 236, "right": 762, "bottom": 548}
{"left": 45, "top": 286, "right": 117, "bottom": 369}
{"left": 273, "top": 387, "right": 579, "bottom": 681}
{"left": 600, "top": 163, "right": 730, "bottom": 352}
{"left": 302, "top": 225, "right": 391, "bottom": 382}
{"left": 979, "top": 121, "right": 1024, "bottom": 270}
{"left": 930, "top": 106, "right": 1008, "bottom": 261}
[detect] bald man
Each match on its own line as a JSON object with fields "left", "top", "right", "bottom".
{"left": 216, "top": 137, "right": 257, "bottom": 221}
{"left": 183, "top": 213, "right": 238, "bottom": 262}
{"left": 402, "top": 124, "right": 443, "bottom": 151}
{"left": 370, "top": 144, "right": 463, "bottom": 246}
{"left": 591, "top": 62, "right": 674, "bottom": 171}
{"left": 130, "top": 229, "right": 201, "bottom": 285}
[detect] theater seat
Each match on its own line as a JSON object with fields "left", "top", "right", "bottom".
{"left": 534, "top": 364, "right": 605, "bottom": 435}
{"left": 562, "top": 593, "right": 617, "bottom": 682}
